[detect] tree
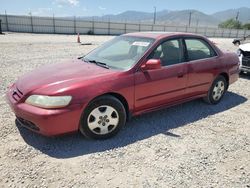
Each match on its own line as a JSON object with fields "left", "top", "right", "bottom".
{"left": 242, "top": 23, "right": 250, "bottom": 30}
{"left": 218, "top": 19, "right": 242, "bottom": 29}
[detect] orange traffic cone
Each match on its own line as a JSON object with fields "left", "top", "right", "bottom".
{"left": 77, "top": 33, "right": 80, "bottom": 43}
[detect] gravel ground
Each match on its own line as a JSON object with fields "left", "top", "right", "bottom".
{"left": 0, "top": 32, "right": 250, "bottom": 188}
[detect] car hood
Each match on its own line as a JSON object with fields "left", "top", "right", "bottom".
{"left": 239, "top": 43, "right": 250, "bottom": 52}
{"left": 16, "top": 59, "right": 117, "bottom": 95}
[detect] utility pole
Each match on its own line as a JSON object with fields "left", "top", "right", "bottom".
{"left": 5, "top": 10, "right": 9, "bottom": 31}
{"left": 53, "top": 14, "right": 55, "bottom": 34}
{"left": 153, "top": 6, "right": 156, "bottom": 24}
{"left": 188, "top": 11, "right": 192, "bottom": 27}
{"left": 29, "top": 12, "right": 33, "bottom": 33}
{"left": 235, "top": 11, "right": 240, "bottom": 21}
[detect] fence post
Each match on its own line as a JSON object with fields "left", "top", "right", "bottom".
{"left": 108, "top": 18, "right": 110, "bottom": 35}
{"left": 221, "top": 29, "right": 224, "bottom": 38}
{"left": 204, "top": 27, "right": 207, "bottom": 36}
{"left": 53, "top": 14, "right": 56, "bottom": 34}
{"left": 92, "top": 17, "right": 94, "bottom": 34}
{"left": 124, "top": 22, "right": 127, "bottom": 33}
{"left": 236, "top": 29, "right": 239, "bottom": 38}
{"left": 139, "top": 22, "right": 141, "bottom": 32}
{"left": 30, "top": 13, "right": 34, "bottom": 33}
{"left": 243, "top": 29, "right": 246, "bottom": 38}
{"left": 229, "top": 29, "right": 232, "bottom": 38}
{"left": 74, "top": 16, "right": 76, "bottom": 34}
{"left": 5, "top": 10, "right": 9, "bottom": 31}
{"left": 213, "top": 29, "right": 216, "bottom": 37}
{"left": 0, "top": 19, "right": 2, "bottom": 34}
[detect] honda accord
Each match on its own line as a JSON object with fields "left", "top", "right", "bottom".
{"left": 6, "top": 32, "right": 239, "bottom": 139}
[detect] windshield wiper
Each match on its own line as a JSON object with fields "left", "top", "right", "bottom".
{"left": 83, "top": 58, "right": 110, "bottom": 69}
{"left": 78, "top": 56, "right": 85, "bottom": 59}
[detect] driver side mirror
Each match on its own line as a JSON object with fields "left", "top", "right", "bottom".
{"left": 141, "top": 59, "right": 162, "bottom": 71}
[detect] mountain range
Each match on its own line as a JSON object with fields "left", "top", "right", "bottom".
{"left": 82, "top": 7, "right": 250, "bottom": 27}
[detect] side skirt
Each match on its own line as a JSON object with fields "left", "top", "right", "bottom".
{"left": 132, "top": 93, "right": 207, "bottom": 117}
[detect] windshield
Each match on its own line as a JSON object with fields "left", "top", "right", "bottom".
{"left": 83, "top": 36, "right": 155, "bottom": 70}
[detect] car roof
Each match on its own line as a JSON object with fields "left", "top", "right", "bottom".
{"left": 123, "top": 32, "right": 203, "bottom": 40}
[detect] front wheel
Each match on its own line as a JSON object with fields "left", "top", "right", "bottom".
{"left": 204, "top": 75, "right": 227, "bottom": 105}
{"left": 79, "top": 95, "right": 126, "bottom": 139}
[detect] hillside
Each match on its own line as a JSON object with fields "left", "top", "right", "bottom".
{"left": 81, "top": 7, "right": 250, "bottom": 27}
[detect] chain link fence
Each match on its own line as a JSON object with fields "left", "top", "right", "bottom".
{"left": 0, "top": 14, "right": 250, "bottom": 38}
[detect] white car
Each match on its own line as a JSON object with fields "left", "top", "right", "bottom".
{"left": 233, "top": 35, "right": 250, "bottom": 45}
{"left": 238, "top": 43, "right": 250, "bottom": 74}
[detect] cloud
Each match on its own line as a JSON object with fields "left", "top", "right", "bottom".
{"left": 98, "top": 6, "right": 106, "bottom": 10}
{"left": 54, "top": 0, "right": 79, "bottom": 7}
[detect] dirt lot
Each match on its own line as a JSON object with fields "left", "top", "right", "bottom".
{"left": 0, "top": 33, "right": 249, "bottom": 188}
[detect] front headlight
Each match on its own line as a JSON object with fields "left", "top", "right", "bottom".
{"left": 25, "top": 95, "right": 72, "bottom": 109}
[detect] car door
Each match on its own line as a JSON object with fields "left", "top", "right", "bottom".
{"left": 134, "top": 38, "right": 188, "bottom": 112}
{"left": 184, "top": 38, "right": 218, "bottom": 96}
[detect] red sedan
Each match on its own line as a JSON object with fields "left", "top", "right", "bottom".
{"left": 6, "top": 32, "right": 239, "bottom": 139}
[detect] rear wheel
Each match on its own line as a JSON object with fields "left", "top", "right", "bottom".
{"left": 80, "top": 95, "right": 126, "bottom": 139}
{"left": 204, "top": 75, "right": 227, "bottom": 105}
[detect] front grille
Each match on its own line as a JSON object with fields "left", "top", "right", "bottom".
{"left": 16, "top": 117, "right": 40, "bottom": 131}
{"left": 242, "top": 51, "right": 250, "bottom": 57}
{"left": 242, "top": 56, "right": 250, "bottom": 67}
{"left": 12, "top": 87, "right": 23, "bottom": 101}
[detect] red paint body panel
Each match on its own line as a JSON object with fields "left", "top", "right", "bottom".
{"left": 6, "top": 32, "right": 239, "bottom": 136}
{"left": 134, "top": 63, "right": 188, "bottom": 112}
{"left": 7, "top": 85, "right": 82, "bottom": 135}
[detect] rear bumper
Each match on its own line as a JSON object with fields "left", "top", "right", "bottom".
{"left": 6, "top": 87, "right": 83, "bottom": 136}
{"left": 229, "top": 65, "right": 240, "bottom": 85}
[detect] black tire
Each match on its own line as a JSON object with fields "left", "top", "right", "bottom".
{"left": 79, "top": 95, "right": 126, "bottom": 139}
{"left": 203, "top": 75, "right": 228, "bottom": 105}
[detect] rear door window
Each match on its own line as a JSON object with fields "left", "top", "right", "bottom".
{"left": 185, "top": 39, "right": 216, "bottom": 61}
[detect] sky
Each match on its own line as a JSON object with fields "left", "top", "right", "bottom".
{"left": 1, "top": 0, "right": 250, "bottom": 17}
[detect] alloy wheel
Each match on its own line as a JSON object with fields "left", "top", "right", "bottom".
{"left": 212, "top": 80, "right": 225, "bottom": 101}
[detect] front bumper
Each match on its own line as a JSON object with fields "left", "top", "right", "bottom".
{"left": 6, "top": 85, "right": 83, "bottom": 136}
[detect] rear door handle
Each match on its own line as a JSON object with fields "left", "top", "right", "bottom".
{"left": 177, "top": 72, "right": 184, "bottom": 78}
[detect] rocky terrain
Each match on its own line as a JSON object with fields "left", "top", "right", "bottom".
{"left": 0, "top": 33, "right": 249, "bottom": 187}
